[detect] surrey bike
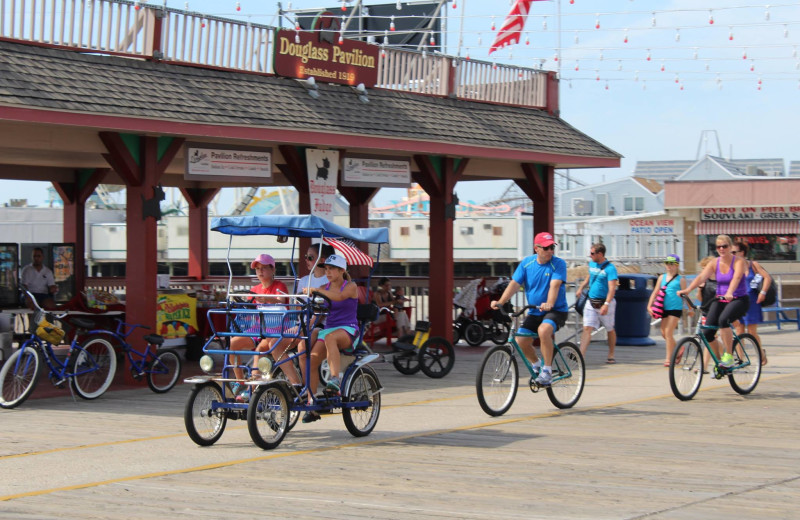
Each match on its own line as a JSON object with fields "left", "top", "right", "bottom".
{"left": 476, "top": 304, "right": 585, "bottom": 416}
{"left": 668, "top": 295, "right": 761, "bottom": 401}
{"left": 0, "top": 291, "right": 117, "bottom": 408}
{"left": 183, "top": 215, "right": 386, "bottom": 450}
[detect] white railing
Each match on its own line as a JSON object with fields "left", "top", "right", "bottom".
{"left": 1, "top": 0, "right": 549, "bottom": 109}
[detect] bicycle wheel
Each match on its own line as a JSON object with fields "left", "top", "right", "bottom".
{"left": 342, "top": 365, "right": 381, "bottom": 437}
{"left": 489, "top": 322, "right": 511, "bottom": 345}
{"left": 184, "top": 382, "right": 227, "bottom": 446}
{"left": 248, "top": 382, "right": 290, "bottom": 450}
{"left": 419, "top": 336, "right": 455, "bottom": 378}
{"left": 464, "top": 322, "right": 486, "bottom": 346}
{"left": 669, "top": 337, "right": 704, "bottom": 401}
{"left": 319, "top": 358, "right": 332, "bottom": 386}
{"left": 728, "top": 333, "right": 761, "bottom": 395}
{"left": 476, "top": 345, "right": 518, "bottom": 416}
{"left": 546, "top": 342, "right": 585, "bottom": 409}
{"left": 71, "top": 337, "right": 117, "bottom": 400}
{"left": 0, "top": 343, "right": 42, "bottom": 409}
{"left": 392, "top": 351, "right": 421, "bottom": 375}
{"left": 146, "top": 349, "right": 182, "bottom": 393}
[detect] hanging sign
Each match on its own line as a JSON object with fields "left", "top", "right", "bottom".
{"left": 184, "top": 142, "right": 272, "bottom": 183}
{"left": 307, "top": 149, "right": 339, "bottom": 219}
{"left": 701, "top": 206, "right": 800, "bottom": 221}
{"left": 273, "top": 12, "right": 379, "bottom": 86}
{"left": 341, "top": 155, "right": 411, "bottom": 188}
{"left": 156, "top": 293, "right": 198, "bottom": 339}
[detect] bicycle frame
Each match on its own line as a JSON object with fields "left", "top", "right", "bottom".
{"left": 88, "top": 320, "right": 168, "bottom": 374}
{"left": 683, "top": 296, "right": 754, "bottom": 372}
{"left": 508, "top": 330, "right": 574, "bottom": 386}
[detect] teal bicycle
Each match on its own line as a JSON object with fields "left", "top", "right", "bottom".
{"left": 669, "top": 295, "right": 761, "bottom": 401}
{"left": 476, "top": 305, "right": 585, "bottom": 415}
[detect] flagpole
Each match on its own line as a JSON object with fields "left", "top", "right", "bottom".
{"left": 556, "top": 0, "right": 561, "bottom": 78}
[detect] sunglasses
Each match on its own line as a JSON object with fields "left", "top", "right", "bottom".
{"left": 305, "top": 255, "right": 317, "bottom": 261}
{"left": 665, "top": 261, "right": 678, "bottom": 265}
{"left": 589, "top": 251, "right": 597, "bottom": 255}
{"left": 716, "top": 244, "right": 730, "bottom": 249}
{"left": 538, "top": 245, "right": 556, "bottom": 251}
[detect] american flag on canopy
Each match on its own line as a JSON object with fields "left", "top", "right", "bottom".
{"left": 489, "top": 0, "right": 548, "bottom": 55}
{"left": 323, "top": 237, "right": 374, "bottom": 267}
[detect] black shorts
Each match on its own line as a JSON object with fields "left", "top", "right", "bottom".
{"left": 520, "top": 311, "right": 568, "bottom": 334}
{"left": 662, "top": 309, "right": 683, "bottom": 319}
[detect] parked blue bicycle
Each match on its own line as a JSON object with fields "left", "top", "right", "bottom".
{"left": 0, "top": 292, "right": 117, "bottom": 408}
{"left": 84, "top": 319, "right": 181, "bottom": 393}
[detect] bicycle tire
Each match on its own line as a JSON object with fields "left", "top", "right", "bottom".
{"left": 546, "top": 341, "right": 585, "bottom": 409}
{"left": 669, "top": 337, "right": 703, "bottom": 401}
{"left": 392, "top": 351, "right": 421, "bottom": 375}
{"left": 146, "top": 349, "right": 182, "bottom": 393}
{"left": 71, "top": 337, "right": 117, "bottom": 400}
{"left": 476, "top": 344, "right": 518, "bottom": 416}
{"left": 464, "top": 322, "right": 485, "bottom": 346}
{"left": 248, "top": 382, "right": 291, "bottom": 450}
{"left": 0, "top": 343, "right": 42, "bottom": 409}
{"left": 419, "top": 336, "right": 455, "bottom": 378}
{"left": 728, "top": 333, "right": 761, "bottom": 395}
{"left": 184, "top": 382, "right": 227, "bottom": 446}
{"left": 342, "top": 365, "right": 381, "bottom": 437}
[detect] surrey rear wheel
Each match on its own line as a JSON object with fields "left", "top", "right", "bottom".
{"left": 419, "top": 336, "right": 455, "bottom": 378}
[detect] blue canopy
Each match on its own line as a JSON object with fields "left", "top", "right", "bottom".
{"left": 211, "top": 215, "right": 389, "bottom": 244}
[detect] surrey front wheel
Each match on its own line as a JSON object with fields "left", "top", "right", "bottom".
{"left": 146, "top": 349, "right": 182, "bottom": 393}
{"left": 419, "top": 336, "right": 455, "bottom": 378}
{"left": 729, "top": 333, "right": 761, "bottom": 395}
{"left": 476, "top": 345, "right": 518, "bottom": 416}
{"left": 71, "top": 337, "right": 117, "bottom": 400}
{"left": 0, "top": 344, "right": 42, "bottom": 409}
{"left": 669, "top": 337, "right": 703, "bottom": 401}
{"left": 248, "top": 383, "right": 291, "bottom": 450}
{"left": 185, "top": 382, "right": 227, "bottom": 446}
{"left": 342, "top": 366, "right": 381, "bottom": 437}
{"left": 546, "top": 342, "right": 585, "bottom": 409}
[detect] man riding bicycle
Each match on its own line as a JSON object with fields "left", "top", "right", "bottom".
{"left": 491, "top": 232, "right": 569, "bottom": 386}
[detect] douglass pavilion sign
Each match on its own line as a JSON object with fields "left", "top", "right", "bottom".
{"left": 273, "top": 12, "right": 379, "bottom": 87}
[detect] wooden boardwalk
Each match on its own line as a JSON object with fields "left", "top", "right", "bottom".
{"left": 2, "top": 331, "right": 800, "bottom": 519}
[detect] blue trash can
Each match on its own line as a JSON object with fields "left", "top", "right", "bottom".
{"left": 614, "top": 273, "right": 656, "bottom": 346}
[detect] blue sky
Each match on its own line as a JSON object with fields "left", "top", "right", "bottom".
{"left": 3, "top": 0, "right": 799, "bottom": 210}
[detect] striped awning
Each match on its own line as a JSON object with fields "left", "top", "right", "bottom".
{"left": 696, "top": 220, "right": 800, "bottom": 235}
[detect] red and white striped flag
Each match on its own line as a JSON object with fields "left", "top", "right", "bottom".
{"left": 323, "top": 237, "right": 374, "bottom": 267}
{"left": 488, "top": 0, "right": 548, "bottom": 55}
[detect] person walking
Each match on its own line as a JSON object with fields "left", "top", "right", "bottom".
{"left": 732, "top": 241, "right": 771, "bottom": 365}
{"left": 646, "top": 254, "right": 687, "bottom": 366}
{"left": 575, "top": 243, "right": 619, "bottom": 363}
{"left": 490, "top": 232, "right": 569, "bottom": 386}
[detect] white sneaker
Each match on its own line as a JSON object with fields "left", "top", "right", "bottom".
{"left": 534, "top": 370, "right": 552, "bottom": 386}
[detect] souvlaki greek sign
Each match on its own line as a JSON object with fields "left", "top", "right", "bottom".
{"left": 701, "top": 206, "right": 800, "bottom": 221}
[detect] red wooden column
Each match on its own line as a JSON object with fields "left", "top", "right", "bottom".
{"left": 413, "top": 156, "right": 468, "bottom": 341}
{"left": 277, "top": 145, "right": 312, "bottom": 275}
{"left": 53, "top": 168, "right": 109, "bottom": 294}
{"left": 339, "top": 183, "right": 379, "bottom": 281}
{"left": 100, "top": 133, "right": 182, "bottom": 381}
{"left": 180, "top": 188, "right": 220, "bottom": 279}
{"left": 517, "top": 164, "right": 555, "bottom": 239}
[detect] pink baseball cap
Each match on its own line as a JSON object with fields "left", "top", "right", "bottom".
{"left": 250, "top": 253, "right": 275, "bottom": 269}
{"left": 534, "top": 232, "right": 556, "bottom": 247}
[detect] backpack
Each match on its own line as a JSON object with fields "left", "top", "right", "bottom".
{"left": 651, "top": 274, "right": 678, "bottom": 319}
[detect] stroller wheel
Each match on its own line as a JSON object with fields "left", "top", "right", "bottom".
{"left": 464, "top": 322, "right": 485, "bottom": 346}
{"left": 452, "top": 326, "right": 462, "bottom": 344}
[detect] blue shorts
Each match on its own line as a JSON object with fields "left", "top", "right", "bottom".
{"left": 317, "top": 326, "right": 358, "bottom": 342}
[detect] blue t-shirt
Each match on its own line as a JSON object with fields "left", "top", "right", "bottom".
{"left": 512, "top": 254, "right": 569, "bottom": 315}
{"left": 587, "top": 260, "right": 619, "bottom": 300}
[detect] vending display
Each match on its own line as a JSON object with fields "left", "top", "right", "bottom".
{"left": 0, "top": 243, "right": 19, "bottom": 308}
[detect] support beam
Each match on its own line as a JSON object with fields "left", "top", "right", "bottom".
{"left": 339, "top": 183, "right": 379, "bottom": 281}
{"left": 52, "top": 169, "right": 109, "bottom": 295}
{"left": 517, "top": 163, "right": 555, "bottom": 239}
{"left": 413, "top": 156, "right": 467, "bottom": 341}
{"left": 277, "top": 145, "right": 311, "bottom": 274}
{"left": 180, "top": 187, "right": 220, "bottom": 280}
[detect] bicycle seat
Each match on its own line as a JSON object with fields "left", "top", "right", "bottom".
{"left": 71, "top": 318, "right": 95, "bottom": 330}
{"left": 143, "top": 334, "right": 164, "bottom": 346}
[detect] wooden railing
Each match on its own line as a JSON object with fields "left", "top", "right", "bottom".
{"left": 1, "top": 0, "right": 549, "bottom": 109}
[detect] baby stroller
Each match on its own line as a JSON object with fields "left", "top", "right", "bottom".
{"left": 453, "top": 278, "right": 513, "bottom": 346}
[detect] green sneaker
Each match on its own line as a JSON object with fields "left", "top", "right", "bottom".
{"left": 719, "top": 352, "right": 735, "bottom": 368}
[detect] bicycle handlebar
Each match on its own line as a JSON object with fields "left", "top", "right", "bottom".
{"left": 24, "top": 290, "right": 68, "bottom": 319}
{"left": 681, "top": 294, "right": 698, "bottom": 310}
{"left": 494, "top": 304, "right": 541, "bottom": 319}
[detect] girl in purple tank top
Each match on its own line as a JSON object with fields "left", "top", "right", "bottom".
{"left": 678, "top": 234, "right": 750, "bottom": 370}
{"left": 299, "top": 253, "right": 359, "bottom": 422}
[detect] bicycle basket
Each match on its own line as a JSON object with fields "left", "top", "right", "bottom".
{"left": 30, "top": 311, "right": 65, "bottom": 344}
